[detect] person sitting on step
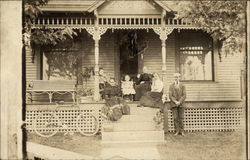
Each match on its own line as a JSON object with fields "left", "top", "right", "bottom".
{"left": 121, "top": 74, "right": 136, "bottom": 102}
{"left": 137, "top": 73, "right": 164, "bottom": 111}
{"left": 104, "top": 78, "right": 121, "bottom": 98}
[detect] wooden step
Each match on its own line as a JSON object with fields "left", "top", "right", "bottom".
{"left": 116, "top": 115, "right": 154, "bottom": 122}
{"left": 129, "top": 105, "right": 159, "bottom": 115}
{"left": 101, "top": 140, "right": 166, "bottom": 147}
{"left": 103, "top": 121, "right": 161, "bottom": 131}
{"left": 102, "top": 130, "right": 164, "bottom": 142}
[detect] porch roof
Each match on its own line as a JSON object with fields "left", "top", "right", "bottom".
{"left": 40, "top": 0, "right": 174, "bottom": 13}
{"left": 40, "top": 0, "right": 98, "bottom": 12}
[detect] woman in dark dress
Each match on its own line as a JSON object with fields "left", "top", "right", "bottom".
{"left": 134, "top": 66, "right": 153, "bottom": 101}
{"left": 138, "top": 73, "right": 164, "bottom": 110}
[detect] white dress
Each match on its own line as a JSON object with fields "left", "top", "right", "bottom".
{"left": 121, "top": 81, "right": 136, "bottom": 95}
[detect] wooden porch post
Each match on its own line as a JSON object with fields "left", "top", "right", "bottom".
{"left": 161, "top": 39, "right": 167, "bottom": 71}
{"left": 94, "top": 38, "right": 100, "bottom": 101}
{"left": 161, "top": 9, "right": 167, "bottom": 72}
{"left": 93, "top": 9, "right": 100, "bottom": 101}
{"left": 86, "top": 10, "right": 108, "bottom": 101}
{"left": 86, "top": 26, "right": 107, "bottom": 101}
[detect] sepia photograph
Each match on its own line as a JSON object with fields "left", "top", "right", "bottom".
{"left": 0, "top": 0, "right": 249, "bottom": 159}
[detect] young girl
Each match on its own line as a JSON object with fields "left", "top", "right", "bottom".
{"left": 121, "top": 75, "right": 136, "bottom": 101}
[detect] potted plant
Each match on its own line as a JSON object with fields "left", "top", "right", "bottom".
{"left": 77, "top": 88, "right": 94, "bottom": 103}
{"left": 77, "top": 67, "right": 94, "bottom": 103}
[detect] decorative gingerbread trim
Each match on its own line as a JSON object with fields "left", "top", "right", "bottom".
{"left": 153, "top": 27, "right": 174, "bottom": 41}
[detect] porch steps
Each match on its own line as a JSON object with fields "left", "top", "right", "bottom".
{"left": 102, "top": 130, "right": 164, "bottom": 141}
{"left": 102, "top": 104, "right": 165, "bottom": 146}
{"left": 105, "top": 121, "right": 157, "bottom": 131}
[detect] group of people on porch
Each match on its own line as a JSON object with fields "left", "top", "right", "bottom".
{"left": 99, "top": 66, "right": 186, "bottom": 136}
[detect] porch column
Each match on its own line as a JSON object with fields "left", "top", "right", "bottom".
{"left": 161, "top": 39, "right": 167, "bottom": 71}
{"left": 86, "top": 27, "right": 108, "bottom": 101}
{"left": 94, "top": 38, "right": 100, "bottom": 101}
{"left": 153, "top": 27, "right": 174, "bottom": 72}
{"left": 153, "top": 27, "right": 174, "bottom": 133}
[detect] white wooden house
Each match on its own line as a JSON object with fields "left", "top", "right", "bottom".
{"left": 25, "top": 0, "right": 245, "bottom": 133}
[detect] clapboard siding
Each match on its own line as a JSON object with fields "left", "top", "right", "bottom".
{"left": 25, "top": 29, "right": 243, "bottom": 102}
{"left": 26, "top": 47, "right": 37, "bottom": 82}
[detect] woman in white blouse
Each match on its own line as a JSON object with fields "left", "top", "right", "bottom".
{"left": 151, "top": 73, "right": 164, "bottom": 92}
{"left": 138, "top": 73, "right": 164, "bottom": 109}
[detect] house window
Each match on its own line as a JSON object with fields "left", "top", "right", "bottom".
{"left": 42, "top": 49, "right": 81, "bottom": 81}
{"left": 178, "top": 30, "right": 214, "bottom": 81}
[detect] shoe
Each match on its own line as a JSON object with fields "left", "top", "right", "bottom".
{"left": 180, "top": 132, "right": 185, "bottom": 136}
{"left": 174, "top": 132, "right": 179, "bottom": 136}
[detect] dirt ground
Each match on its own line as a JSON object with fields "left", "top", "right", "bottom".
{"left": 27, "top": 130, "right": 246, "bottom": 160}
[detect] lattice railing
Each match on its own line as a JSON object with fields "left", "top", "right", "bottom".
{"left": 168, "top": 108, "right": 244, "bottom": 132}
{"left": 26, "top": 104, "right": 103, "bottom": 133}
{"left": 26, "top": 104, "right": 243, "bottom": 133}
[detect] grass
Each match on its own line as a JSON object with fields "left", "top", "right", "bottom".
{"left": 27, "top": 130, "right": 246, "bottom": 160}
{"left": 158, "top": 131, "right": 246, "bottom": 160}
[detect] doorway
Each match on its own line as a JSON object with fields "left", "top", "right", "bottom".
{"left": 119, "top": 30, "right": 147, "bottom": 81}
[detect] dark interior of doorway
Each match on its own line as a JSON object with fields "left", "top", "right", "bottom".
{"left": 119, "top": 31, "right": 139, "bottom": 81}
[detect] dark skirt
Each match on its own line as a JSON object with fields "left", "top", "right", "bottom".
{"left": 134, "top": 82, "right": 151, "bottom": 101}
{"left": 139, "top": 91, "right": 163, "bottom": 109}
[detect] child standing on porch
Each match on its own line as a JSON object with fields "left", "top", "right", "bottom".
{"left": 121, "top": 75, "right": 136, "bottom": 102}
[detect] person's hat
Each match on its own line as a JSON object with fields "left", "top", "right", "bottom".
{"left": 173, "top": 73, "right": 181, "bottom": 77}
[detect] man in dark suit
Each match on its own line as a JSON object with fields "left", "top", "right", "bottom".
{"left": 169, "top": 73, "right": 186, "bottom": 136}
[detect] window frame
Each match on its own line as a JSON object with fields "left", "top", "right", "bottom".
{"left": 40, "top": 48, "right": 82, "bottom": 83}
{"left": 175, "top": 30, "right": 215, "bottom": 82}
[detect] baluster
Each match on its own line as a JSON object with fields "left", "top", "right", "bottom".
{"left": 80, "top": 18, "right": 82, "bottom": 25}
{"left": 56, "top": 18, "right": 59, "bottom": 25}
{"left": 66, "top": 18, "right": 68, "bottom": 25}
{"left": 37, "top": 18, "right": 40, "bottom": 25}
{"left": 71, "top": 18, "right": 73, "bottom": 25}
{"left": 85, "top": 18, "right": 87, "bottom": 25}
{"left": 180, "top": 19, "right": 183, "bottom": 25}
{"left": 52, "top": 18, "right": 54, "bottom": 25}
{"left": 42, "top": 18, "right": 45, "bottom": 25}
